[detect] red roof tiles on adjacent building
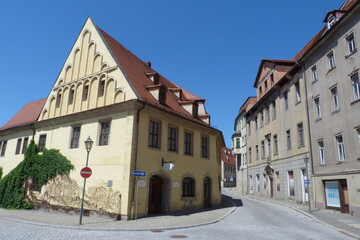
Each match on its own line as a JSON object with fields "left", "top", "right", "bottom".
{"left": 0, "top": 98, "right": 47, "bottom": 131}
{"left": 221, "top": 147, "right": 236, "bottom": 166}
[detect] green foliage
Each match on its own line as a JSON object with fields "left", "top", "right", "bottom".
{"left": 0, "top": 140, "right": 74, "bottom": 209}
{"left": 0, "top": 166, "right": 3, "bottom": 179}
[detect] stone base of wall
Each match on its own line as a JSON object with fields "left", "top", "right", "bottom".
{"left": 350, "top": 205, "right": 360, "bottom": 217}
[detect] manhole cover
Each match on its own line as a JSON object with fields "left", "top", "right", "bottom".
{"left": 151, "top": 229, "right": 164, "bottom": 233}
{"left": 170, "top": 235, "right": 188, "bottom": 239}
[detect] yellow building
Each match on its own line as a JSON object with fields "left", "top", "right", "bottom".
{"left": 0, "top": 18, "right": 224, "bottom": 220}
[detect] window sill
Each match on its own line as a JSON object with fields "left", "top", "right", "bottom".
{"left": 319, "top": 163, "right": 326, "bottom": 166}
{"left": 315, "top": 117, "right": 322, "bottom": 122}
{"left": 312, "top": 79, "right": 319, "bottom": 85}
{"left": 331, "top": 109, "right": 340, "bottom": 115}
{"left": 336, "top": 160, "right": 346, "bottom": 164}
{"left": 327, "top": 66, "right": 336, "bottom": 74}
{"left": 148, "top": 146, "right": 161, "bottom": 151}
{"left": 345, "top": 49, "right": 357, "bottom": 59}
{"left": 181, "top": 197, "right": 196, "bottom": 201}
{"left": 295, "top": 100, "right": 302, "bottom": 106}
{"left": 350, "top": 98, "right": 360, "bottom": 105}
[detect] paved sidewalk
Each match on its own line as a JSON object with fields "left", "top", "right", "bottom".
{"left": 225, "top": 188, "right": 360, "bottom": 240}
{"left": 0, "top": 196, "right": 236, "bottom": 231}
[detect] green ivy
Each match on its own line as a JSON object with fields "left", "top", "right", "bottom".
{"left": 0, "top": 140, "right": 74, "bottom": 209}
{"left": 0, "top": 166, "right": 3, "bottom": 179}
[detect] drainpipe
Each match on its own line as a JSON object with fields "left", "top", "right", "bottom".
{"left": 130, "top": 100, "right": 145, "bottom": 220}
{"left": 298, "top": 59, "right": 316, "bottom": 209}
{"left": 30, "top": 124, "right": 36, "bottom": 140}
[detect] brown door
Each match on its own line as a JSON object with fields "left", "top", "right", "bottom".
{"left": 148, "top": 175, "right": 163, "bottom": 214}
{"left": 204, "top": 177, "right": 211, "bottom": 208}
{"left": 270, "top": 178, "right": 274, "bottom": 198}
{"left": 339, "top": 180, "right": 350, "bottom": 214}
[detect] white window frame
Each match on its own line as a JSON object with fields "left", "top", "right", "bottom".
{"left": 346, "top": 33, "right": 356, "bottom": 54}
{"left": 351, "top": 73, "right": 360, "bottom": 101}
{"left": 330, "top": 86, "right": 339, "bottom": 111}
{"left": 318, "top": 140, "right": 325, "bottom": 164}
{"left": 311, "top": 65, "right": 318, "bottom": 82}
{"left": 327, "top": 51, "right": 336, "bottom": 70}
{"left": 314, "top": 97, "right": 321, "bottom": 120}
{"left": 335, "top": 134, "right": 346, "bottom": 161}
{"left": 295, "top": 82, "right": 301, "bottom": 103}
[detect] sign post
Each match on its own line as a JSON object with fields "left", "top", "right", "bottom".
{"left": 133, "top": 170, "right": 146, "bottom": 220}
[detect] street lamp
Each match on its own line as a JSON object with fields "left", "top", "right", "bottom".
{"left": 79, "top": 136, "right": 93, "bottom": 225}
{"left": 303, "top": 156, "right": 311, "bottom": 213}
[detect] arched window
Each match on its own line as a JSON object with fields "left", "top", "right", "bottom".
{"left": 182, "top": 177, "right": 195, "bottom": 198}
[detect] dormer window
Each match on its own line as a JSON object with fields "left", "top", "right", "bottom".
{"left": 146, "top": 72, "right": 160, "bottom": 85}
{"left": 147, "top": 84, "right": 167, "bottom": 105}
{"left": 328, "top": 16, "right": 336, "bottom": 29}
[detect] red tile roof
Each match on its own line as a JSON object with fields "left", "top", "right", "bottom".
{"left": 239, "top": 97, "right": 257, "bottom": 114}
{"left": 254, "top": 59, "right": 295, "bottom": 87}
{"left": 0, "top": 98, "right": 47, "bottom": 131}
{"left": 221, "top": 147, "right": 236, "bottom": 166}
{"left": 97, "top": 28, "right": 208, "bottom": 125}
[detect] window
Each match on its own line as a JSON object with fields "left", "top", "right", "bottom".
{"left": 168, "top": 126, "right": 178, "bottom": 152}
{"left": 286, "top": 130, "right": 291, "bottom": 150}
{"left": 327, "top": 51, "right": 336, "bottom": 70}
{"left": 272, "top": 101, "right": 277, "bottom": 120}
{"left": 235, "top": 138, "right": 240, "bottom": 149}
{"left": 256, "top": 174, "right": 260, "bottom": 192}
{"left": 357, "top": 128, "right": 360, "bottom": 145}
{"left": 249, "top": 147, "right": 252, "bottom": 163}
{"left": 314, "top": 97, "right": 321, "bottom": 119}
{"left": 248, "top": 122, "right": 251, "bottom": 136}
{"left": 0, "top": 140, "right": 7, "bottom": 157}
{"left": 335, "top": 134, "right": 345, "bottom": 161}
{"left": 270, "top": 73, "right": 274, "bottom": 86}
{"left": 255, "top": 116, "right": 258, "bottom": 130}
{"left": 288, "top": 171, "right": 295, "bottom": 196}
{"left": 56, "top": 93, "right": 62, "bottom": 108}
{"left": 182, "top": 177, "right": 195, "bottom": 198}
{"left": 256, "top": 145, "right": 259, "bottom": 161}
{"left": 318, "top": 140, "right": 325, "bottom": 164}
{"left": 276, "top": 172, "right": 280, "bottom": 191}
{"left": 261, "top": 140, "right": 265, "bottom": 159}
{"left": 249, "top": 175, "right": 253, "bottom": 192}
{"left": 70, "top": 126, "right": 81, "bottom": 148}
{"left": 22, "top": 137, "right": 29, "bottom": 154}
{"left": 69, "top": 89, "right": 75, "bottom": 104}
{"left": 264, "top": 81, "right": 268, "bottom": 92}
{"left": 346, "top": 33, "right": 356, "bottom": 54}
{"left": 15, "top": 138, "right": 22, "bottom": 155}
{"left": 351, "top": 73, "right": 360, "bottom": 101}
{"left": 297, "top": 123, "right": 304, "bottom": 147}
{"left": 259, "top": 87, "right": 262, "bottom": 97}
{"left": 83, "top": 85, "right": 89, "bottom": 101}
{"left": 99, "top": 80, "right": 105, "bottom": 97}
{"left": 260, "top": 112, "right": 264, "bottom": 127}
{"left": 184, "top": 131, "right": 193, "bottom": 155}
{"left": 263, "top": 174, "right": 267, "bottom": 189}
{"left": 295, "top": 82, "right": 301, "bottom": 103}
{"left": 330, "top": 86, "right": 339, "bottom": 111}
{"left": 273, "top": 135, "right": 278, "bottom": 155}
{"left": 284, "top": 92, "right": 289, "bottom": 110}
{"left": 201, "top": 136, "right": 209, "bottom": 158}
{"left": 149, "top": 120, "right": 160, "bottom": 148}
{"left": 38, "top": 135, "right": 47, "bottom": 152}
{"left": 328, "top": 17, "right": 336, "bottom": 29}
{"left": 99, "top": 121, "right": 111, "bottom": 146}
{"left": 311, "top": 65, "right": 318, "bottom": 82}
{"left": 265, "top": 105, "right": 270, "bottom": 124}
{"left": 266, "top": 135, "right": 271, "bottom": 157}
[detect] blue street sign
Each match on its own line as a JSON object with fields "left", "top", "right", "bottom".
{"left": 304, "top": 179, "right": 310, "bottom": 184}
{"left": 133, "top": 170, "right": 146, "bottom": 177}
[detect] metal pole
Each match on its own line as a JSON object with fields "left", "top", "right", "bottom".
{"left": 135, "top": 177, "right": 139, "bottom": 220}
{"left": 79, "top": 150, "right": 90, "bottom": 225}
{"left": 306, "top": 162, "right": 312, "bottom": 213}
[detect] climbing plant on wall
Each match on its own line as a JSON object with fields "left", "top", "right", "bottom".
{"left": 0, "top": 140, "right": 74, "bottom": 209}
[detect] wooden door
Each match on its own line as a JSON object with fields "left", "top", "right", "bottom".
{"left": 339, "top": 180, "right": 349, "bottom": 214}
{"left": 270, "top": 178, "right": 274, "bottom": 198}
{"left": 148, "top": 175, "right": 163, "bottom": 214}
{"left": 204, "top": 177, "right": 211, "bottom": 208}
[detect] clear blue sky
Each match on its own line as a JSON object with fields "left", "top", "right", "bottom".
{"left": 0, "top": 0, "right": 342, "bottom": 147}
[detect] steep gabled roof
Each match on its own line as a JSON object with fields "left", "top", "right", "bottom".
{"left": 97, "top": 28, "right": 207, "bottom": 124}
{"left": 221, "top": 147, "right": 236, "bottom": 166}
{"left": 0, "top": 98, "right": 47, "bottom": 131}
{"left": 253, "top": 59, "right": 295, "bottom": 87}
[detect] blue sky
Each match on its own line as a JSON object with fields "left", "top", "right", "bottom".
{"left": 0, "top": 0, "right": 342, "bottom": 147}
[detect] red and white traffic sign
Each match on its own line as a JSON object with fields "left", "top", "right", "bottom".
{"left": 80, "top": 167, "right": 92, "bottom": 178}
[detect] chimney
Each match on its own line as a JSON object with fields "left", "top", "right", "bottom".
{"left": 144, "top": 61, "right": 152, "bottom": 68}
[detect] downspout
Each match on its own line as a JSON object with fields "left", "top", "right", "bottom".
{"left": 298, "top": 59, "right": 316, "bottom": 208}
{"left": 130, "top": 100, "right": 145, "bottom": 219}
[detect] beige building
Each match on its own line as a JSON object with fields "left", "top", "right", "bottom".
{"left": 299, "top": 0, "right": 360, "bottom": 216}
{"left": 245, "top": 60, "right": 311, "bottom": 203}
{"left": 0, "top": 18, "right": 224, "bottom": 219}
